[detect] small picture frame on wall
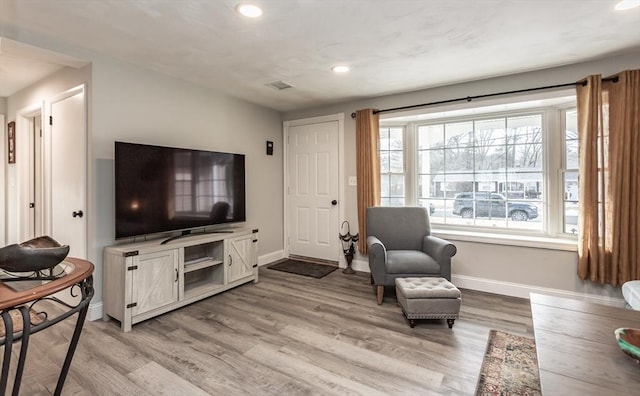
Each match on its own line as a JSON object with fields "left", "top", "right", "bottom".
{"left": 7, "top": 121, "right": 16, "bottom": 164}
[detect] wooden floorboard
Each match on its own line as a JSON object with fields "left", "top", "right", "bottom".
{"left": 3, "top": 267, "right": 534, "bottom": 395}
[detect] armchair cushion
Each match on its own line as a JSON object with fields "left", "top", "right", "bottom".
{"left": 386, "top": 251, "right": 440, "bottom": 275}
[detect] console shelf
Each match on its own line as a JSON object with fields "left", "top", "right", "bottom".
{"left": 103, "top": 228, "right": 258, "bottom": 332}
{"left": 184, "top": 258, "right": 223, "bottom": 273}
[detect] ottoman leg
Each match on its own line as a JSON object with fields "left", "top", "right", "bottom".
{"left": 409, "top": 319, "right": 416, "bottom": 328}
{"left": 447, "top": 319, "right": 455, "bottom": 328}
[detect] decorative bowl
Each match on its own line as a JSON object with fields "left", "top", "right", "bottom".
{"left": 615, "top": 327, "right": 640, "bottom": 362}
{"left": 0, "top": 236, "right": 70, "bottom": 272}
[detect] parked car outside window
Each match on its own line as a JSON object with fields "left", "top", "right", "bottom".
{"left": 452, "top": 192, "right": 538, "bottom": 221}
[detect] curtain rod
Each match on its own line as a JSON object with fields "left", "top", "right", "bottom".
{"left": 350, "top": 76, "right": 619, "bottom": 119}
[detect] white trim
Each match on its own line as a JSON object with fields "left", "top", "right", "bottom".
{"left": 88, "top": 301, "right": 104, "bottom": 321}
{"left": 258, "top": 250, "right": 286, "bottom": 266}
{"left": 350, "top": 258, "right": 624, "bottom": 308}
{"left": 351, "top": 257, "right": 370, "bottom": 273}
{"left": 15, "top": 102, "right": 45, "bottom": 243}
{"left": 0, "top": 113, "right": 5, "bottom": 246}
{"left": 452, "top": 274, "right": 625, "bottom": 307}
{"left": 282, "top": 113, "right": 345, "bottom": 264}
{"left": 432, "top": 229, "right": 577, "bottom": 251}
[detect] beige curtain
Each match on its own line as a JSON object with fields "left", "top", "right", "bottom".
{"left": 577, "top": 70, "right": 640, "bottom": 285}
{"left": 355, "top": 109, "right": 381, "bottom": 253}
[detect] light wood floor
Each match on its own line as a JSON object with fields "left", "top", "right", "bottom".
{"left": 7, "top": 267, "right": 533, "bottom": 395}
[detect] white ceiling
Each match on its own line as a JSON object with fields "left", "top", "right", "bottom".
{"left": 0, "top": 0, "right": 639, "bottom": 112}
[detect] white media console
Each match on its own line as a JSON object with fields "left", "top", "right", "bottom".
{"left": 103, "top": 228, "right": 258, "bottom": 332}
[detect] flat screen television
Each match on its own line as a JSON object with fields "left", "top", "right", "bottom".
{"left": 115, "top": 141, "right": 246, "bottom": 240}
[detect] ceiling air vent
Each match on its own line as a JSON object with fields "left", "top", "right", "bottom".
{"left": 265, "top": 80, "right": 294, "bottom": 90}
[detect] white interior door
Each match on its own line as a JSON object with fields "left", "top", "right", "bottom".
{"left": 27, "top": 114, "right": 44, "bottom": 238}
{"left": 287, "top": 120, "right": 340, "bottom": 262}
{"left": 48, "top": 86, "right": 86, "bottom": 259}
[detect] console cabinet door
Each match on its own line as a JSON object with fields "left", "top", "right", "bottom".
{"left": 131, "top": 249, "right": 179, "bottom": 316}
{"left": 227, "top": 234, "right": 255, "bottom": 283}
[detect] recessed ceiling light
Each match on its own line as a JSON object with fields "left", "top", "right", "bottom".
{"left": 236, "top": 4, "right": 263, "bottom": 18}
{"left": 332, "top": 65, "right": 350, "bottom": 73}
{"left": 615, "top": 0, "right": 640, "bottom": 10}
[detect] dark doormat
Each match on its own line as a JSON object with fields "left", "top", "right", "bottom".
{"left": 268, "top": 259, "right": 337, "bottom": 278}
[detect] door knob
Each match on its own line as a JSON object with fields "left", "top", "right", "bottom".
{"left": 331, "top": 200, "right": 338, "bottom": 206}
{"left": 72, "top": 210, "right": 84, "bottom": 218}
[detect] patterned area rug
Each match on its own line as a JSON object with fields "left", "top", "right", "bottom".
{"left": 475, "top": 330, "right": 542, "bottom": 396}
{"left": 268, "top": 259, "right": 337, "bottom": 278}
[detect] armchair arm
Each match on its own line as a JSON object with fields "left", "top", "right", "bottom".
{"left": 366, "top": 236, "right": 387, "bottom": 284}
{"left": 422, "top": 235, "right": 457, "bottom": 281}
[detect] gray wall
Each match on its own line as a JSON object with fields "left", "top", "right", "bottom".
{"left": 1, "top": 42, "right": 284, "bottom": 307}
{"left": 283, "top": 52, "right": 640, "bottom": 302}
{"left": 90, "top": 56, "right": 284, "bottom": 304}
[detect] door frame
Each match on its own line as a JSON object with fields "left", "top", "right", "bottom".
{"left": 0, "top": 113, "right": 4, "bottom": 246}
{"left": 283, "top": 113, "right": 345, "bottom": 267}
{"left": 14, "top": 102, "right": 45, "bottom": 243}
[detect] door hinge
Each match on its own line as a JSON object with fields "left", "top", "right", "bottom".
{"left": 49, "top": 116, "right": 53, "bottom": 125}
{"left": 126, "top": 303, "right": 137, "bottom": 309}
{"left": 127, "top": 265, "right": 138, "bottom": 271}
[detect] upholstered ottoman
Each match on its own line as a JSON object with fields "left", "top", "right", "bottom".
{"left": 395, "top": 277, "right": 461, "bottom": 328}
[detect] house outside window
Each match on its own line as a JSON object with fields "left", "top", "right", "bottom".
{"left": 379, "top": 96, "right": 578, "bottom": 239}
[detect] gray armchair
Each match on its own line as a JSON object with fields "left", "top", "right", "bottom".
{"left": 366, "top": 206, "right": 457, "bottom": 304}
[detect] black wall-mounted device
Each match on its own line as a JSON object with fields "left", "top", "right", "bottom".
{"left": 266, "top": 141, "right": 273, "bottom": 155}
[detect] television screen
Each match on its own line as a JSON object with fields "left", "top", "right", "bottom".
{"left": 115, "top": 141, "right": 246, "bottom": 239}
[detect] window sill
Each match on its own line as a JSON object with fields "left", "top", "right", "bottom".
{"left": 431, "top": 229, "right": 578, "bottom": 252}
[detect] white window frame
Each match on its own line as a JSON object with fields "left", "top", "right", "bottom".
{"left": 379, "top": 93, "right": 578, "bottom": 251}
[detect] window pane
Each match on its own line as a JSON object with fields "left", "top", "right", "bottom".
{"left": 508, "top": 143, "right": 542, "bottom": 169}
{"left": 474, "top": 118, "right": 506, "bottom": 146}
{"left": 565, "top": 139, "right": 578, "bottom": 169}
{"left": 388, "top": 174, "right": 404, "bottom": 197}
{"left": 379, "top": 128, "right": 390, "bottom": 150}
{"left": 418, "top": 149, "right": 443, "bottom": 174}
{"left": 389, "top": 128, "right": 403, "bottom": 149}
{"left": 380, "top": 151, "right": 389, "bottom": 173}
{"left": 379, "top": 126, "right": 405, "bottom": 206}
{"left": 389, "top": 151, "right": 403, "bottom": 173}
{"left": 388, "top": 197, "right": 405, "bottom": 206}
{"left": 418, "top": 125, "right": 444, "bottom": 149}
{"left": 507, "top": 115, "right": 542, "bottom": 144}
{"left": 563, "top": 171, "right": 578, "bottom": 234}
{"left": 565, "top": 110, "right": 578, "bottom": 169}
{"left": 444, "top": 148, "right": 474, "bottom": 172}
{"left": 380, "top": 174, "right": 389, "bottom": 197}
{"left": 475, "top": 145, "right": 506, "bottom": 171}
{"left": 445, "top": 121, "right": 473, "bottom": 147}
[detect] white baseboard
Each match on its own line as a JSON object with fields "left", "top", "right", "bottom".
{"left": 351, "top": 258, "right": 369, "bottom": 273}
{"left": 349, "top": 259, "right": 625, "bottom": 307}
{"left": 451, "top": 274, "right": 626, "bottom": 307}
{"left": 258, "top": 250, "right": 286, "bottom": 266}
{"left": 88, "top": 302, "right": 103, "bottom": 321}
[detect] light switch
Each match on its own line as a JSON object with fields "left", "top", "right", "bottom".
{"left": 348, "top": 176, "right": 357, "bottom": 186}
